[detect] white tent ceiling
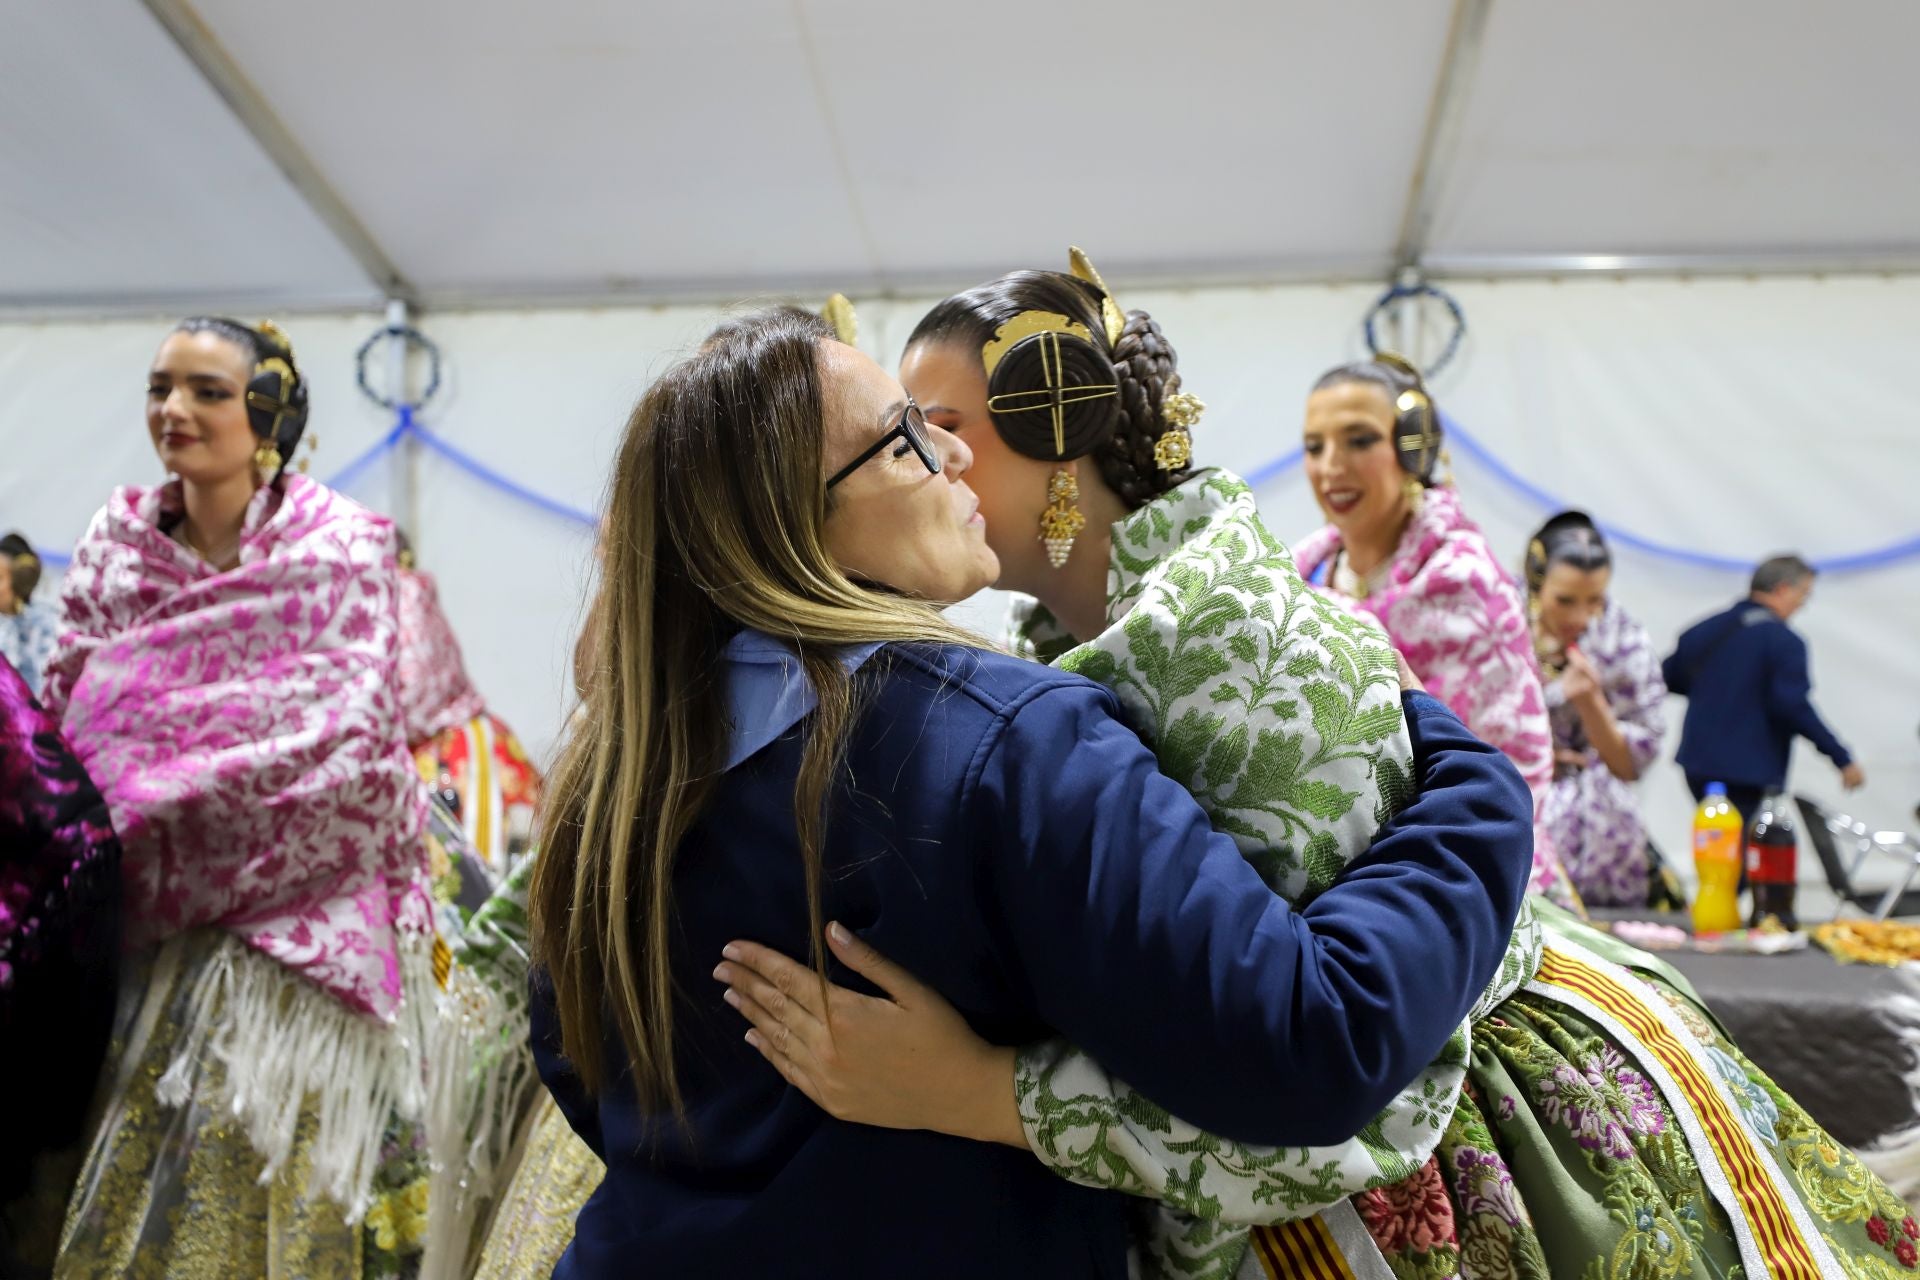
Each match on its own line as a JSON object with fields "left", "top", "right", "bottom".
{"left": 5, "top": 0, "right": 1919, "bottom": 316}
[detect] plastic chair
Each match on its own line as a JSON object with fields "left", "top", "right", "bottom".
{"left": 1795, "top": 795, "right": 1920, "bottom": 921}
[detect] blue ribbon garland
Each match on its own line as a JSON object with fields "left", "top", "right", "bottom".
{"left": 1242, "top": 410, "right": 1920, "bottom": 576}
{"left": 25, "top": 407, "right": 1920, "bottom": 576}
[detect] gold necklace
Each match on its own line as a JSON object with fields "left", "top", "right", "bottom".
{"left": 177, "top": 523, "right": 240, "bottom": 567}
{"left": 1336, "top": 549, "right": 1389, "bottom": 600}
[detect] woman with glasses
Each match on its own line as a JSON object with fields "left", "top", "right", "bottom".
{"left": 514, "top": 307, "right": 1535, "bottom": 1278}
{"left": 718, "top": 272, "right": 1918, "bottom": 1280}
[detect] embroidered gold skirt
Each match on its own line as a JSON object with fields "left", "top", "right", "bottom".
{"left": 54, "top": 932, "right": 427, "bottom": 1280}
{"left": 471, "top": 1097, "right": 601, "bottom": 1279}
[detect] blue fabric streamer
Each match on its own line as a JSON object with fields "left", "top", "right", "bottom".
{"left": 1230, "top": 412, "right": 1915, "bottom": 576}
{"left": 25, "top": 407, "right": 1919, "bottom": 577}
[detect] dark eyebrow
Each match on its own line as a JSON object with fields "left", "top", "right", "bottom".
{"left": 149, "top": 371, "right": 239, "bottom": 386}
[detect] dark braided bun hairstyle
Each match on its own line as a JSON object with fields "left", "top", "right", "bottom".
{"left": 906, "top": 268, "right": 1192, "bottom": 511}
{"left": 1524, "top": 510, "right": 1611, "bottom": 595}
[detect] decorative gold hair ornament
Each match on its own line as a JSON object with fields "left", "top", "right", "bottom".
{"left": 1374, "top": 349, "right": 1442, "bottom": 473}
{"left": 980, "top": 311, "right": 1092, "bottom": 376}
{"left": 822, "top": 293, "right": 858, "bottom": 346}
{"left": 1068, "top": 246, "right": 1126, "bottom": 348}
{"left": 983, "top": 319, "right": 1116, "bottom": 458}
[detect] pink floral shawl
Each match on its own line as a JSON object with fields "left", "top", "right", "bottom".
{"left": 1293, "top": 486, "right": 1575, "bottom": 906}
{"left": 396, "top": 567, "right": 486, "bottom": 749}
{"left": 41, "top": 475, "right": 427, "bottom": 1019}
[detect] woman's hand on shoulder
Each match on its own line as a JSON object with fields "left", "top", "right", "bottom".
{"left": 714, "top": 923, "right": 1028, "bottom": 1148}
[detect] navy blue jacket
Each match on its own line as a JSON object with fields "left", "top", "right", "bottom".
{"left": 1663, "top": 600, "right": 1851, "bottom": 789}
{"left": 535, "top": 644, "right": 1533, "bottom": 1279}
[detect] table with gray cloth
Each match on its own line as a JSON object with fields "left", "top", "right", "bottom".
{"left": 1587, "top": 908, "right": 1920, "bottom": 1149}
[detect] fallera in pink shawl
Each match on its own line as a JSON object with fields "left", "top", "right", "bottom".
{"left": 42, "top": 473, "right": 429, "bottom": 1020}
{"left": 396, "top": 566, "right": 487, "bottom": 749}
{"left": 1293, "top": 485, "right": 1576, "bottom": 908}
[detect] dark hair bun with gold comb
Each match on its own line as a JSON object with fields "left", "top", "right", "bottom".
{"left": 910, "top": 270, "right": 1122, "bottom": 463}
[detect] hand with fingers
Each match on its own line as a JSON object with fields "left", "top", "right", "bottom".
{"left": 713, "top": 921, "right": 1029, "bottom": 1148}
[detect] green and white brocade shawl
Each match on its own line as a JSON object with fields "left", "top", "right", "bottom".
{"left": 1007, "top": 471, "right": 1542, "bottom": 1276}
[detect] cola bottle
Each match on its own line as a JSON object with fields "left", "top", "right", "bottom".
{"left": 1745, "top": 792, "right": 1798, "bottom": 931}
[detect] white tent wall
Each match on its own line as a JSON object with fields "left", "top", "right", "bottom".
{"left": 3, "top": 275, "right": 1915, "bottom": 886}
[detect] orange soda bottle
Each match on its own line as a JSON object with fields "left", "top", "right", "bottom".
{"left": 1691, "top": 782, "right": 1744, "bottom": 933}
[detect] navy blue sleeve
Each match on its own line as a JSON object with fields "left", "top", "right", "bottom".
{"left": 529, "top": 967, "right": 606, "bottom": 1156}
{"left": 973, "top": 685, "right": 1532, "bottom": 1148}
{"left": 1765, "top": 628, "right": 1851, "bottom": 766}
{"left": 1660, "top": 641, "right": 1690, "bottom": 696}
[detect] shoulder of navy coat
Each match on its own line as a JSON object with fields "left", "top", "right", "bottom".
{"left": 534, "top": 641, "right": 1532, "bottom": 1280}
{"left": 1666, "top": 600, "right": 1850, "bottom": 787}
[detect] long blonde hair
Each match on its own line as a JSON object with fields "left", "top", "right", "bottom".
{"left": 532, "top": 313, "right": 985, "bottom": 1110}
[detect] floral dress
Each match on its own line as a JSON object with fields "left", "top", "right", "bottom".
{"left": 1540, "top": 601, "right": 1669, "bottom": 907}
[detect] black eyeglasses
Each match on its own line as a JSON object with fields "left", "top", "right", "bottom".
{"left": 827, "top": 399, "right": 940, "bottom": 490}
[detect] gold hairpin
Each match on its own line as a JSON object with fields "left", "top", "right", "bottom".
{"left": 984, "top": 328, "right": 1116, "bottom": 457}
{"left": 247, "top": 355, "right": 298, "bottom": 440}
{"left": 981, "top": 311, "right": 1093, "bottom": 376}
{"left": 1068, "top": 246, "right": 1125, "bottom": 348}
{"left": 822, "top": 293, "right": 858, "bottom": 346}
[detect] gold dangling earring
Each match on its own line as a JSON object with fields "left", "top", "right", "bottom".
{"left": 253, "top": 440, "right": 284, "bottom": 482}
{"left": 1402, "top": 474, "right": 1425, "bottom": 517}
{"left": 1039, "top": 466, "right": 1086, "bottom": 568}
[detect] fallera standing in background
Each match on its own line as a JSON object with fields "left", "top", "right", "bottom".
{"left": 1290, "top": 356, "right": 1579, "bottom": 911}
{"left": 43, "top": 318, "right": 437, "bottom": 1279}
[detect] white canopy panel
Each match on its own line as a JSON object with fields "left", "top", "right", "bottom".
{"left": 0, "top": 0, "right": 378, "bottom": 311}
{"left": 1424, "top": 0, "right": 1920, "bottom": 266}
{"left": 2, "top": 0, "right": 1916, "bottom": 312}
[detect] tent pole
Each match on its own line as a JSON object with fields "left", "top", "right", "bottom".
{"left": 138, "top": 0, "right": 415, "bottom": 303}
{"left": 386, "top": 298, "right": 417, "bottom": 547}
{"left": 1392, "top": 0, "right": 1496, "bottom": 278}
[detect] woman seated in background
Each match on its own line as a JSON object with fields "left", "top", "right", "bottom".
{"left": 1526, "top": 511, "right": 1673, "bottom": 907}
{"left": 0, "top": 532, "right": 60, "bottom": 696}
{"left": 524, "top": 308, "right": 1536, "bottom": 1278}
{"left": 1289, "top": 357, "right": 1578, "bottom": 910}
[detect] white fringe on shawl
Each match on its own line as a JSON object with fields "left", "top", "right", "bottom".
{"left": 418, "top": 949, "right": 540, "bottom": 1279}
{"left": 152, "top": 927, "right": 436, "bottom": 1224}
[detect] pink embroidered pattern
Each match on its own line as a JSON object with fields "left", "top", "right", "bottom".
{"left": 396, "top": 567, "right": 486, "bottom": 749}
{"left": 1294, "top": 486, "right": 1574, "bottom": 905}
{"left": 41, "top": 475, "right": 428, "bottom": 1019}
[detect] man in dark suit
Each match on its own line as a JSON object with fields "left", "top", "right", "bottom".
{"left": 1663, "top": 555, "right": 1864, "bottom": 824}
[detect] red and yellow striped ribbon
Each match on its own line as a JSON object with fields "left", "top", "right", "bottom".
{"left": 1252, "top": 1214, "right": 1358, "bottom": 1280}
{"left": 1534, "top": 946, "right": 1825, "bottom": 1279}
